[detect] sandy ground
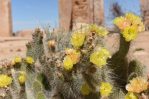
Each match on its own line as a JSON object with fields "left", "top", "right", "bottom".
{"left": 0, "top": 37, "right": 31, "bottom": 63}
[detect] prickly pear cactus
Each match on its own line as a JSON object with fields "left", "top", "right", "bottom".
{"left": 0, "top": 13, "right": 149, "bottom": 99}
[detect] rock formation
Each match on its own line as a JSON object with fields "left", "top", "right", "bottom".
{"left": 140, "top": 0, "right": 149, "bottom": 30}
{"left": 59, "top": 0, "right": 104, "bottom": 31}
{"left": 0, "top": 0, "right": 12, "bottom": 37}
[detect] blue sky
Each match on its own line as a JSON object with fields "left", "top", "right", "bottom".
{"left": 12, "top": 0, "right": 59, "bottom": 31}
{"left": 12, "top": 0, "right": 141, "bottom": 32}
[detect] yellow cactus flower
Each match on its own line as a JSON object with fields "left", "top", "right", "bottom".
{"left": 126, "top": 77, "right": 148, "bottom": 93}
{"left": 0, "top": 74, "right": 12, "bottom": 88}
{"left": 90, "top": 48, "right": 111, "bottom": 68}
{"left": 99, "top": 82, "right": 112, "bottom": 97}
{"left": 125, "top": 92, "right": 138, "bottom": 99}
{"left": 89, "top": 24, "right": 98, "bottom": 32}
{"left": 81, "top": 83, "right": 91, "bottom": 95}
{"left": 89, "top": 24, "right": 109, "bottom": 37}
{"left": 114, "top": 13, "right": 145, "bottom": 35}
{"left": 96, "top": 26, "right": 109, "bottom": 37}
{"left": 125, "top": 13, "right": 145, "bottom": 32}
{"left": 12, "top": 56, "right": 22, "bottom": 65}
{"left": 26, "top": 56, "right": 34, "bottom": 64}
{"left": 63, "top": 56, "right": 73, "bottom": 71}
{"left": 122, "top": 26, "right": 138, "bottom": 42}
{"left": 65, "top": 48, "right": 80, "bottom": 64}
{"left": 63, "top": 49, "right": 81, "bottom": 70}
{"left": 71, "top": 32, "right": 85, "bottom": 48}
{"left": 18, "top": 71, "right": 26, "bottom": 85}
{"left": 113, "top": 16, "right": 130, "bottom": 30}
{"left": 125, "top": 13, "right": 141, "bottom": 25}
{"left": 99, "top": 48, "right": 111, "bottom": 58}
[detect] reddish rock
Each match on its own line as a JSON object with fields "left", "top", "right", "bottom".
{"left": 59, "top": 0, "right": 72, "bottom": 32}
{"left": 59, "top": 0, "right": 104, "bottom": 31}
{"left": 0, "top": 0, "right": 12, "bottom": 37}
{"left": 140, "top": 0, "right": 149, "bottom": 30}
{"left": 16, "top": 29, "right": 33, "bottom": 38}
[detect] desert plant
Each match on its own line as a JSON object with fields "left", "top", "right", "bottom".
{"left": 0, "top": 13, "right": 148, "bottom": 99}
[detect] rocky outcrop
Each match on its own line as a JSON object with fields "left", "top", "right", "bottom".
{"left": 140, "top": 0, "right": 149, "bottom": 30}
{"left": 16, "top": 29, "right": 33, "bottom": 38}
{"left": 0, "top": 0, "right": 12, "bottom": 37}
{"left": 59, "top": 0, "right": 104, "bottom": 31}
{"left": 59, "top": 0, "right": 72, "bottom": 32}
